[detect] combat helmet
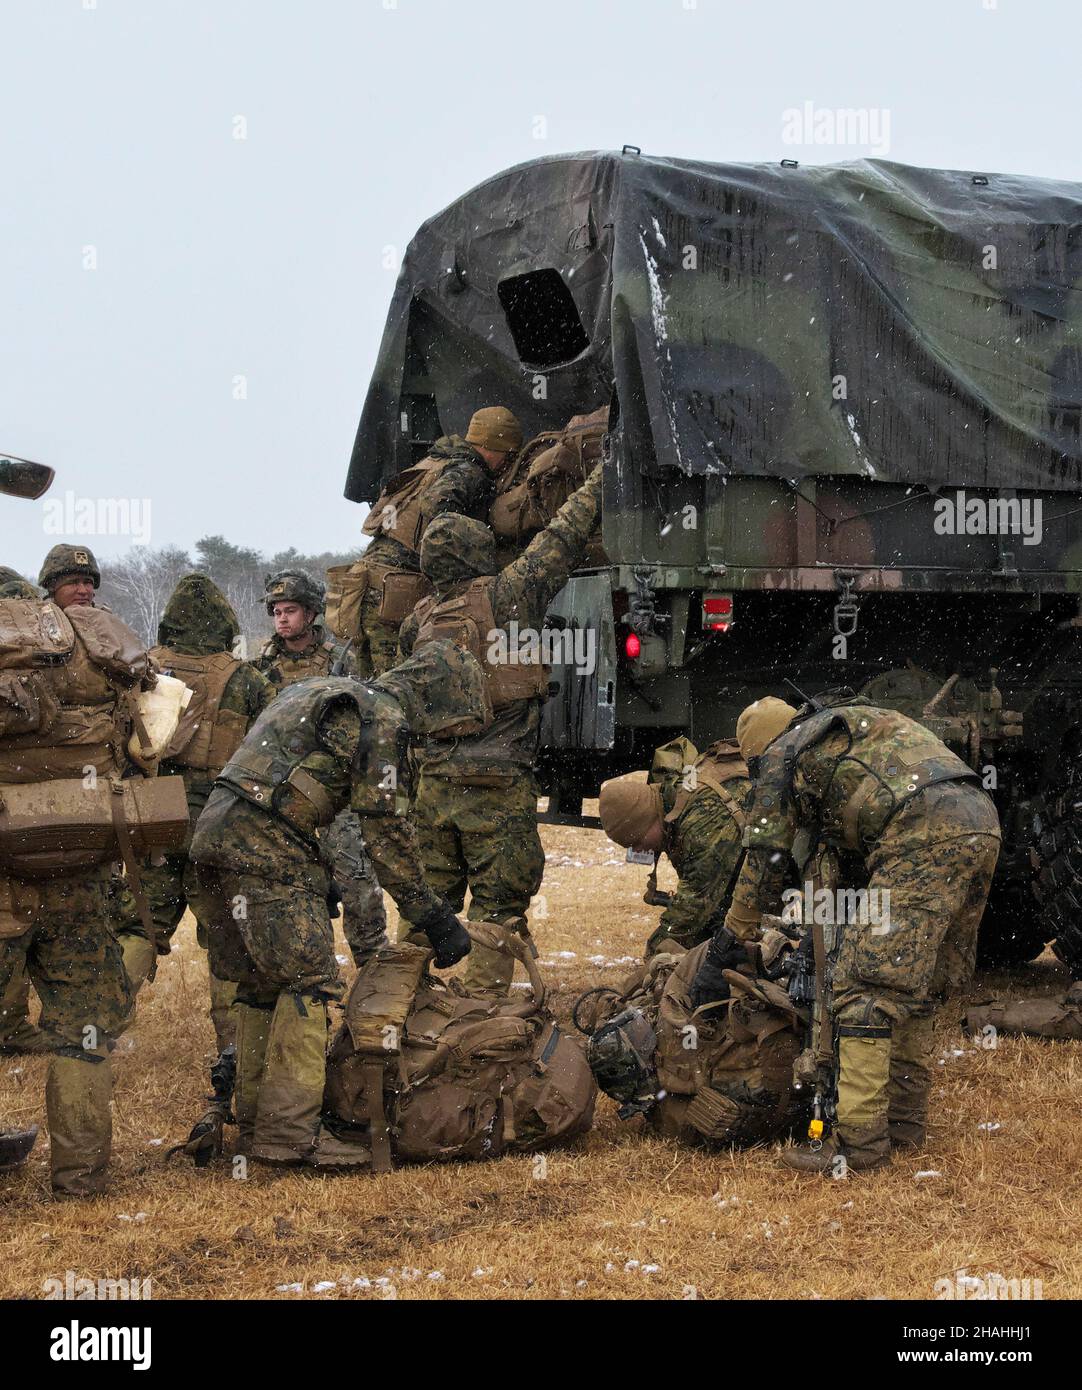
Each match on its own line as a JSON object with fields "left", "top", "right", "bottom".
{"left": 264, "top": 568, "right": 325, "bottom": 615}
{"left": 38, "top": 543, "right": 100, "bottom": 592}
{"left": 584, "top": 1007, "right": 659, "bottom": 1119}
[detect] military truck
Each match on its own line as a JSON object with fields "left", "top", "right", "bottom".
{"left": 347, "top": 150, "right": 1082, "bottom": 973}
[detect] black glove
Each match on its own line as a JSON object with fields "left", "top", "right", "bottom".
{"left": 417, "top": 904, "right": 472, "bottom": 968}
{"left": 325, "top": 879, "right": 343, "bottom": 920}
{"left": 689, "top": 927, "right": 745, "bottom": 1015}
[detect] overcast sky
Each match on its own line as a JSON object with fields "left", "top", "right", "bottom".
{"left": 2, "top": 0, "right": 1079, "bottom": 577}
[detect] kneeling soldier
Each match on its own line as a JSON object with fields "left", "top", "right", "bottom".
{"left": 188, "top": 641, "right": 485, "bottom": 1166}
{"left": 695, "top": 695, "right": 1001, "bottom": 1172}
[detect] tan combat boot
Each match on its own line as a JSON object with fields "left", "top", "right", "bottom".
{"left": 233, "top": 1002, "right": 273, "bottom": 1156}
{"left": 47, "top": 1054, "right": 113, "bottom": 1196}
{"left": 250, "top": 993, "right": 328, "bottom": 1165}
{"left": 888, "top": 1014, "right": 933, "bottom": 1149}
{"left": 781, "top": 1030, "right": 893, "bottom": 1174}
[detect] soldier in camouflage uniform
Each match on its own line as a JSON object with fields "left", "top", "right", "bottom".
{"left": 0, "top": 570, "right": 44, "bottom": 1056}
{"left": 0, "top": 553, "right": 157, "bottom": 1193}
{"left": 0, "top": 457, "right": 50, "bottom": 1172}
{"left": 1, "top": 547, "right": 104, "bottom": 1059}
{"left": 187, "top": 641, "right": 484, "bottom": 1166}
{"left": 253, "top": 569, "right": 388, "bottom": 968}
{"left": 115, "top": 574, "right": 274, "bottom": 1051}
{"left": 346, "top": 407, "right": 522, "bottom": 676}
{"left": 599, "top": 737, "right": 752, "bottom": 959}
{"left": 37, "top": 543, "right": 101, "bottom": 611}
{"left": 398, "top": 462, "right": 603, "bottom": 995}
{"left": 694, "top": 695, "right": 1001, "bottom": 1172}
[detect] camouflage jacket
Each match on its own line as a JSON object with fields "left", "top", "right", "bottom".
{"left": 400, "top": 464, "right": 603, "bottom": 774}
{"left": 253, "top": 619, "right": 361, "bottom": 689}
{"left": 647, "top": 776, "right": 750, "bottom": 956}
{"left": 153, "top": 573, "right": 275, "bottom": 816}
{"left": 191, "top": 692, "right": 442, "bottom": 925}
{"left": 724, "top": 703, "right": 997, "bottom": 939}
{"left": 364, "top": 436, "right": 496, "bottom": 573}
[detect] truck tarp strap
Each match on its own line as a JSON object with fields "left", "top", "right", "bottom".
{"left": 109, "top": 780, "right": 157, "bottom": 984}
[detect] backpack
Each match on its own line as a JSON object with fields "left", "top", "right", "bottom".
{"left": 489, "top": 407, "right": 609, "bottom": 559}
{"left": 323, "top": 925, "right": 596, "bottom": 1169}
{"left": 576, "top": 939, "right": 810, "bottom": 1147}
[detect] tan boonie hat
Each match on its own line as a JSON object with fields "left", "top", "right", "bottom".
{"left": 599, "top": 771, "right": 664, "bottom": 848}
{"left": 735, "top": 697, "right": 798, "bottom": 760}
{"left": 465, "top": 406, "right": 523, "bottom": 453}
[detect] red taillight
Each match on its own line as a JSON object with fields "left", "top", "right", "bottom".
{"left": 703, "top": 593, "right": 734, "bottom": 633}
{"left": 624, "top": 632, "right": 641, "bottom": 659}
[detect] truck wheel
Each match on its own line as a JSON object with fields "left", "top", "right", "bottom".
{"left": 1032, "top": 789, "right": 1082, "bottom": 976}
{"left": 975, "top": 874, "right": 1049, "bottom": 968}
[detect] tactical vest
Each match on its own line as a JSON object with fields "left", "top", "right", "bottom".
{"left": 412, "top": 577, "right": 549, "bottom": 730}
{"left": 580, "top": 941, "right": 808, "bottom": 1146}
{"left": 149, "top": 647, "right": 246, "bottom": 774}
{"left": 748, "top": 703, "right": 979, "bottom": 854}
{"left": 361, "top": 455, "right": 458, "bottom": 554}
{"left": 258, "top": 632, "right": 346, "bottom": 688}
{"left": 0, "top": 598, "right": 150, "bottom": 783}
{"left": 216, "top": 676, "right": 394, "bottom": 839}
{"left": 665, "top": 740, "right": 750, "bottom": 831}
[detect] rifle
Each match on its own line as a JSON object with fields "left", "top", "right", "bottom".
{"left": 329, "top": 638, "right": 355, "bottom": 678}
{"left": 785, "top": 862, "right": 839, "bottom": 1146}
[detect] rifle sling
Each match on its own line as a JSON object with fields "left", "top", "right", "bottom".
{"left": 108, "top": 780, "right": 157, "bottom": 984}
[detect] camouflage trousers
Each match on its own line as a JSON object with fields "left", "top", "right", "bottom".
{"left": 105, "top": 851, "right": 238, "bottom": 1050}
{"left": 354, "top": 587, "right": 402, "bottom": 678}
{"left": 831, "top": 793, "right": 1000, "bottom": 1153}
{"left": 188, "top": 866, "right": 342, "bottom": 1163}
{"left": 320, "top": 809, "right": 388, "bottom": 967}
{"left": 833, "top": 832, "right": 1002, "bottom": 1024}
{"left": 409, "top": 767, "right": 546, "bottom": 992}
{"left": 0, "top": 866, "right": 129, "bottom": 1194}
{"left": 189, "top": 865, "right": 344, "bottom": 1008}
{"left": 0, "top": 866, "right": 131, "bottom": 1052}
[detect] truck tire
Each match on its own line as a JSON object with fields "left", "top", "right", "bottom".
{"left": 1032, "top": 788, "right": 1082, "bottom": 976}
{"left": 975, "top": 873, "right": 1049, "bottom": 969}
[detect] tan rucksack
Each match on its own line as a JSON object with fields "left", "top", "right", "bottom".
{"left": 323, "top": 926, "right": 596, "bottom": 1169}
{"left": 489, "top": 407, "right": 609, "bottom": 558}
{"left": 577, "top": 940, "right": 809, "bottom": 1147}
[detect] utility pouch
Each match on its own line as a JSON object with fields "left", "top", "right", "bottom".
{"left": 0, "top": 775, "right": 189, "bottom": 877}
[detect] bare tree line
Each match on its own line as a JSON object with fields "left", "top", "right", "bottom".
{"left": 96, "top": 536, "right": 362, "bottom": 650}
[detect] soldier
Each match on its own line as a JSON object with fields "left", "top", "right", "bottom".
{"left": 0, "top": 452, "right": 52, "bottom": 1172}
{"left": 0, "top": 559, "right": 159, "bottom": 1194}
{"left": 187, "top": 640, "right": 485, "bottom": 1166}
{"left": 37, "top": 543, "right": 100, "bottom": 610}
{"left": 0, "top": 570, "right": 45, "bottom": 1056}
{"left": 347, "top": 407, "right": 523, "bottom": 676}
{"left": 599, "top": 737, "right": 753, "bottom": 959}
{"left": 254, "top": 568, "right": 388, "bottom": 968}
{"left": 398, "top": 461, "right": 603, "bottom": 996}
{"left": 693, "top": 695, "right": 1001, "bottom": 1172}
{"left": 117, "top": 574, "right": 274, "bottom": 1052}
{"left": 0, "top": 567, "right": 39, "bottom": 599}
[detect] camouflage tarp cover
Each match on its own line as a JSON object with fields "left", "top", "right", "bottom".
{"left": 348, "top": 152, "right": 1082, "bottom": 501}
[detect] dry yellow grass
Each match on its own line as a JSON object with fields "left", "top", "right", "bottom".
{"left": 2, "top": 819, "right": 1079, "bottom": 1301}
